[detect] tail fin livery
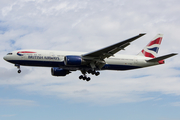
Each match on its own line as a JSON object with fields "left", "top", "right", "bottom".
{"left": 138, "top": 34, "right": 163, "bottom": 58}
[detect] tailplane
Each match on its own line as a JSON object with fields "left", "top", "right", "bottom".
{"left": 146, "top": 53, "right": 178, "bottom": 64}
{"left": 138, "top": 34, "right": 163, "bottom": 58}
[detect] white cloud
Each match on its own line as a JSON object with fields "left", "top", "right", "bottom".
{"left": 0, "top": 114, "right": 16, "bottom": 117}
{"left": 171, "top": 102, "right": 180, "bottom": 107}
{"left": 0, "top": 98, "right": 38, "bottom": 106}
{"left": 1, "top": 2, "right": 17, "bottom": 16}
{"left": 0, "top": 0, "right": 180, "bottom": 105}
{"left": 0, "top": 66, "right": 178, "bottom": 105}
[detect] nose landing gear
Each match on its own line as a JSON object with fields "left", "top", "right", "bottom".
{"left": 15, "top": 64, "right": 21, "bottom": 73}
{"left": 18, "top": 69, "right": 21, "bottom": 73}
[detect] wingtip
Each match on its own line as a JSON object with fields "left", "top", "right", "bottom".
{"left": 139, "top": 33, "right": 146, "bottom": 35}
{"left": 173, "top": 53, "right": 178, "bottom": 55}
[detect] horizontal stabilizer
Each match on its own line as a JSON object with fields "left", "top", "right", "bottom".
{"left": 146, "top": 53, "right": 178, "bottom": 62}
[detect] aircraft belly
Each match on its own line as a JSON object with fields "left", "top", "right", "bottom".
{"left": 7, "top": 60, "right": 64, "bottom": 67}
{"left": 102, "top": 64, "right": 142, "bottom": 70}
{"left": 103, "top": 58, "right": 142, "bottom": 70}
{"left": 7, "top": 60, "right": 91, "bottom": 70}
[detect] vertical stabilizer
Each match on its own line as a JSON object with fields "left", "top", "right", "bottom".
{"left": 137, "top": 34, "right": 163, "bottom": 58}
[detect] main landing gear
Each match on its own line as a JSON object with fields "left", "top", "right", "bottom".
{"left": 79, "top": 75, "right": 91, "bottom": 81}
{"left": 87, "top": 70, "right": 100, "bottom": 76}
{"left": 79, "top": 70, "right": 100, "bottom": 82}
{"left": 15, "top": 64, "right": 21, "bottom": 73}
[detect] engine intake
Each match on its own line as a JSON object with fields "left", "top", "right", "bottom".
{"left": 51, "top": 67, "right": 70, "bottom": 76}
{"left": 64, "top": 55, "right": 84, "bottom": 66}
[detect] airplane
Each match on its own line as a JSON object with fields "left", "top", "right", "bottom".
{"left": 3, "top": 33, "right": 177, "bottom": 81}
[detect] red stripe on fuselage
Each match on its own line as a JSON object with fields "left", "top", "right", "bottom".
{"left": 147, "top": 37, "right": 162, "bottom": 46}
{"left": 18, "top": 51, "right": 36, "bottom": 53}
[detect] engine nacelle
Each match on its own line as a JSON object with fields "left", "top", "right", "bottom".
{"left": 64, "top": 55, "right": 83, "bottom": 66}
{"left": 51, "top": 67, "right": 70, "bottom": 76}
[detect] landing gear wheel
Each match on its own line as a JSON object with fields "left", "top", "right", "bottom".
{"left": 83, "top": 77, "right": 86, "bottom": 80}
{"left": 95, "top": 72, "right": 100, "bottom": 76}
{"left": 91, "top": 71, "right": 95, "bottom": 75}
{"left": 79, "top": 75, "right": 91, "bottom": 81}
{"left": 79, "top": 75, "right": 83, "bottom": 79}
{"left": 80, "top": 70, "right": 92, "bottom": 81}
{"left": 18, "top": 70, "right": 21, "bottom": 73}
{"left": 86, "top": 77, "right": 91, "bottom": 81}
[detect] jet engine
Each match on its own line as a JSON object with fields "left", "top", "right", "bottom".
{"left": 51, "top": 67, "right": 71, "bottom": 76}
{"left": 64, "top": 55, "right": 84, "bottom": 66}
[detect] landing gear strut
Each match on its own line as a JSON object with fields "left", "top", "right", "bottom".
{"left": 15, "top": 64, "right": 21, "bottom": 73}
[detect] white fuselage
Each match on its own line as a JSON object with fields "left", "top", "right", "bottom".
{"left": 3, "top": 49, "right": 160, "bottom": 71}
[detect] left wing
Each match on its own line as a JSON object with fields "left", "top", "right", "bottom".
{"left": 82, "top": 33, "right": 146, "bottom": 69}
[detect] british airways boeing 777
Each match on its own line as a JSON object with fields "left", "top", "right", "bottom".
{"left": 3, "top": 33, "right": 177, "bottom": 81}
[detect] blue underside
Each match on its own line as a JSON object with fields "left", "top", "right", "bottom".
{"left": 7, "top": 60, "right": 142, "bottom": 71}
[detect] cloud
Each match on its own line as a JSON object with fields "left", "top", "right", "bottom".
{"left": 1, "top": 66, "right": 177, "bottom": 105}
{"left": 171, "top": 102, "right": 180, "bottom": 107}
{"left": 0, "top": 67, "right": 32, "bottom": 85}
{"left": 0, "top": 98, "right": 38, "bottom": 106}
{"left": 0, "top": 114, "right": 16, "bottom": 117}
{"left": 0, "top": 0, "right": 180, "bottom": 105}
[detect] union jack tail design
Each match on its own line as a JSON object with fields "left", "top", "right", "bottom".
{"left": 138, "top": 34, "right": 163, "bottom": 58}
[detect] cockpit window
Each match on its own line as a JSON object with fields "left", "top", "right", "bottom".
{"left": 7, "top": 53, "right": 13, "bottom": 55}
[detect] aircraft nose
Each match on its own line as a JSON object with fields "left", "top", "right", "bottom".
{"left": 3, "top": 55, "right": 7, "bottom": 61}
